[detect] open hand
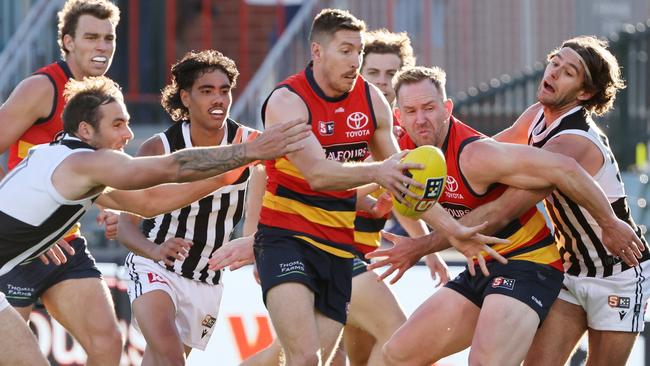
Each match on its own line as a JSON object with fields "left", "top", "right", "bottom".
{"left": 208, "top": 236, "right": 255, "bottom": 271}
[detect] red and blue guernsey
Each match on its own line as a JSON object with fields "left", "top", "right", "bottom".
{"left": 8, "top": 61, "right": 73, "bottom": 170}
{"left": 399, "top": 116, "right": 562, "bottom": 270}
{"left": 260, "top": 62, "right": 377, "bottom": 258}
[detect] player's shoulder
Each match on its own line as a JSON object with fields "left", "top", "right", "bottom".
{"left": 11, "top": 74, "right": 55, "bottom": 100}
{"left": 137, "top": 134, "right": 165, "bottom": 157}
{"left": 268, "top": 86, "right": 303, "bottom": 106}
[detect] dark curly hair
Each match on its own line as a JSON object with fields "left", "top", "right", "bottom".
{"left": 161, "top": 50, "right": 239, "bottom": 121}
{"left": 547, "top": 36, "right": 625, "bottom": 116}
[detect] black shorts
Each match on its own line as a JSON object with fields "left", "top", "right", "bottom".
{"left": 0, "top": 237, "right": 101, "bottom": 307}
{"left": 352, "top": 256, "right": 369, "bottom": 277}
{"left": 445, "top": 259, "right": 564, "bottom": 323}
{"left": 254, "top": 227, "right": 353, "bottom": 324}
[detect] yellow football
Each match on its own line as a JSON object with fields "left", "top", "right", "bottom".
{"left": 392, "top": 145, "right": 447, "bottom": 218}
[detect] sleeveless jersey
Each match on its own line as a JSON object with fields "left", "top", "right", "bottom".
{"left": 404, "top": 117, "right": 562, "bottom": 269}
{"left": 259, "top": 63, "right": 377, "bottom": 258}
{"left": 139, "top": 119, "right": 254, "bottom": 284}
{"left": 528, "top": 106, "right": 649, "bottom": 277}
{"left": 0, "top": 136, "right": 98, "bottom": 276}
{"left": 8, "top": 61, "right": 73, "bottom": 170}
{"left": 352, "top": 110, "right": 404, "bottom": 254}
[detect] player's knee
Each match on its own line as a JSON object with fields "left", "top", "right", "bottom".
{"left": 284, "top": 349, "right": 320, "bottom": 366}
{"left": 468, "top": 346, "right": 495, "bottom": 366}
{"left": 85, "top": 326, "right": 123, "bottom": 360}
{"left": 382, "top": 339, "right": 408, "bottom": 365}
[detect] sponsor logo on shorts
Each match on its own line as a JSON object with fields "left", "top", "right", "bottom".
{"left": 147, "top": 272, "right": 168, "bottom": 285}
{"left": 619, "top": 310, "right": 627, "bottom": 320}
{"left": 531, "top": 295, "right": 543, "bottom": 307}
{"left": 202, "top": 314, "right": 216, "bottom": 328}
{"left": 608, "top": 295, "right": 630, "bottom": 309}
{"left": 491, "top": 277, "right": 515, "bottom": 290}
{"left": 6, "top": 284, "right": 35, "bottom": 298}
{"left": 201, "top": 329, "right": 209, "bottom": 339}
{"left": 277, "top": 260, "right": 306, "bottom": 277}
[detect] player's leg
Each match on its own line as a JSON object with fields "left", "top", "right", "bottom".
{"left": 383, "top": 287, "right": 480, "bottom": 365}
{"left": 12, "top": 305, "right": 34, "bottom": 321}
{"left": 266, "top": 282, "right": 324, "bottom": 365}
{"left": 470, "top": 260, "right": 564, "bottom": 366}
{"left": 42, "top": 277, "right": 123, "bottom": 366}
{"left": 582, "top": 262, "right": 650, "bottom": 366}
{"left": 0, "top": 293, "right": 48, "bottom": 366}
{"left": 133, "top": 289, "right": 185, "bottom": 366}
{"left": 341, "top": 325, "right": 374, "bottom": 366}
{"left": 585, "top": 330, "right": 638, "bottom": 366}
{"left": 41, "top": 238, "right": 123, "bottom": 366}
{"left": 315, "top": 311, "right": 345, "bottom": 365}
{"left": 240, "top": 339, "right": 283, "bottom": 366}
{"left": 523, "top": 298, "right": 587, "bottom": 366}
{"left": 126, "top": 253, "right": 188, "bottom": 366}
{"left": 469, "top": 294, "right": 539, "bottom": 366}
{"left": 345, "top": 269, "right": 406, "bottom": 366}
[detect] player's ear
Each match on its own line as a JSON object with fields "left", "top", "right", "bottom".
{"left": 443, "top": 98, "right": 454, "bottom": 119}
{"left": 311, "top": 41, "right": 321, "bottom": 61}
{"left": 76, "top": 121, "right": 94, "bottom": 140}
{"left": 180, "top": 89, "right": 190, "bottom": 108}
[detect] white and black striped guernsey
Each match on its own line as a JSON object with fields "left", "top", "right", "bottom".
{"left": 0, "top": 136, "right": 99, "bottom": 276}
{"left": 132, "top": 119, "right": 255, "bottom": 285}
{"left": 528, "top": 106, "right": 649, "bottom": 277}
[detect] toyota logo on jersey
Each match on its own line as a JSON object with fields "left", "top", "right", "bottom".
{"left": 346, "top": 112, "right": 369, "bottom": 130}
{"left": 446, "top": 176, "right": 459, "bottom": 192}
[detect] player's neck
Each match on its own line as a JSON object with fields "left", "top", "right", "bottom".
{"left": 312, "top": 68, "right": 346, "bottom": 99}
{"left": 542, "top": 102, "right": 581, "bottom": 126}
{"left": 65, "top": 59, "right": 86, "bottom": 80}
{"left": 188, "top": 120, "right": 225, "bottom": 147}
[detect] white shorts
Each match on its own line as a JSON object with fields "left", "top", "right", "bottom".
{"left": 558, "top": 260, "right": 650, "bottom": 332}
{"left": 126, "top": 254, "right": 224, "bottom": 350}
{"left": 0, "top": 292, "right": 9, "bottom": 312}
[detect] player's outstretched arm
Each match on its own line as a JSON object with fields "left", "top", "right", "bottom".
{"left": 493, "top": 102, "right": 542, "bottom": 144}
{"left": 96, "top": 129, "right": 257, "bottom": 218}
{"left": 463, "top": 139, "right": 645, "bottom": 266}
{"left": 57, "top": 118, "right": 309, "bottom": 197}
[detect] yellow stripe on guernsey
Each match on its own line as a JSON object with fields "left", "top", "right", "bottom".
{"left": 354, "top": 231, "right": 380, "bottom": 248}
{"left": 263, "top": 192, "right": 356, "bottom": 228}
{"left": 483, "top": 210, "right": 559, "bottom": 265}
{"left": 18, "top": 140, "right": 34, "bottom": 159}
{"left": 275, "top": 157, "right": 305, "bottom": 179}
{"left": 296, "top": 235, "right": 355, "bottom": 258}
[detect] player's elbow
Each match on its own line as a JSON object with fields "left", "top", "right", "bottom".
{"left": 553, "top": 155, "right": 582, "bottom": 186}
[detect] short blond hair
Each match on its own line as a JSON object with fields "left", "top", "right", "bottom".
{"left": 394, "top": 66, "right": 447, "bottom": 100}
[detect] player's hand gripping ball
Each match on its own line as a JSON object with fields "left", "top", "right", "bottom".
{"left": 392, "top": 145, "right": 447, "bottom": 218}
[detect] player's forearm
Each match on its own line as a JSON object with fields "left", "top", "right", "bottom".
{"left": 306, "top": 160, "right": 381, "bottom": 191}
{"left": 117, "top": 213, "right": 159, "bottom": 259}
{"left": 171, "top": 144, "right": 253, "bottom": 182}
{"left": 394, "top": 211, "right": 429, "bottom": 237}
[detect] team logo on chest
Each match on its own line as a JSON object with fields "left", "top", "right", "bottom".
{"left": 346, "top": 112, "right": 370, "bottom": 138}
{"left": 319, "top": 121, "right": 335, "bottom": 136}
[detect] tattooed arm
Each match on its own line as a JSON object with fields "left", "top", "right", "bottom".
{"left": 52, "top": 119, "right": 310, "bottom": 199}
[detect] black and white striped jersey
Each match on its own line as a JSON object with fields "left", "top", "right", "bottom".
{"left": 0, "top": 137, "right": 98, "bottom": 276}
{"left": 138, "top": 119, "right": 255, "bottom": 284}
{"left": 528, "top": 106, "right": 649, "bottom": 277}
